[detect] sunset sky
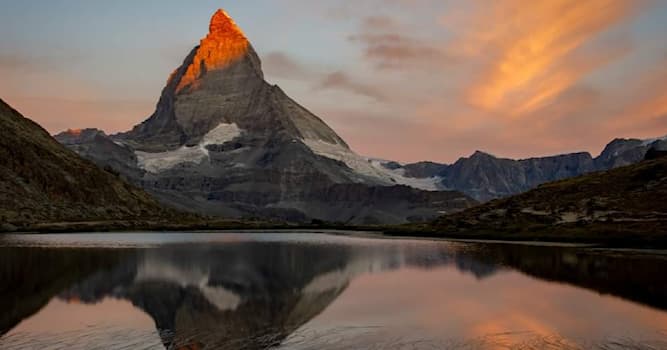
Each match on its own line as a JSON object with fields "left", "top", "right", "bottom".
{"left": 1, "top": 0, "right": 667, "bottom": 163}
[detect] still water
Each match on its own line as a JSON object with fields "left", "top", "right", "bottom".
{"left": 0, "top": 232, "right": 666, "bottom": 349}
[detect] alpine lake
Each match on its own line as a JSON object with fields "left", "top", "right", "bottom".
{"left": 1, "top": 232, "right": 666, "bottom": 349}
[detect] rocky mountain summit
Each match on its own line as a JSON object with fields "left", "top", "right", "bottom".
{"left": 56, "top": 9, "right": 475, "bottom": 224}
{"left": 0, "top": 98, "right": 171, "bottom": 229}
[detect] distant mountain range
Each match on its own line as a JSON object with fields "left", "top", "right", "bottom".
{"left": 379, "top": 136, "right": 667, "bottom": 201}
{"left": 393, "top": 152, "right": 667, "bottom": 241}
{"left": 54, "top": 10, "right": 475, "bottom": 224}
{"left": 0, "top": 98, "right": 171, "bottom": 229}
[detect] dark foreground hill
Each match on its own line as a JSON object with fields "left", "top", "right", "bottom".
{"left": 392, "top": 155, "right": 667, "bottom": 243}
{"left": 0, "top": 98, "right": 176, "bottom": 229}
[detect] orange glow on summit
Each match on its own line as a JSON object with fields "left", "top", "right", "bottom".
{"left": 176, "top": 9, "right": 249, "bottom": 93}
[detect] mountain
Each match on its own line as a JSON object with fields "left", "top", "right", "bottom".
{"left": 379, "top": 136, "right": 667, "bottom": 202}
{"left": 410, "top": 154, "right": 667, "bottom": 242}
{"left": 595, "top": 137, "right": 667, "bottom": 168}
{"left": 55, "top": 9, "right": 475, "bottom": 224}
{"left": 56, "top": 128, "right": 145, "bottom": 179}
{"left": 60, "top": 244, "right": 353, "bottom": 349}
{"left": 440, "top": 151, "right": 597, "bottom": 201}
{"left": 0, "top": 98, "right": 172, "bottom": 229}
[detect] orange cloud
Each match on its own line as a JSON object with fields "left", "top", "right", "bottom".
{"left": 463, "top": 0, "right": 642, "bottom": 115}
{"left": 3, "top": 1, "right": 664, "bottom": 163}
{"left": 510, "top": 41, "right": 632, "bottom": 116}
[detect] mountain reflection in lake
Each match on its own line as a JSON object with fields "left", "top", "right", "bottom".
{"left": 1, "top": 233, "right": 666, "bottom": 349}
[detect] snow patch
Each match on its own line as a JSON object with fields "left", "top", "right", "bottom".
{"left": 303, "top": 269, "right": 350, "bottom": 294}
{"left": 303, "top": 138, "right": 444, "bottom": 191}
{"left": 137, "top": 146, "right": 209, "bottom": 173}
{"left": 202, "top": 122, "right": 242, "bottom": 145}
{"left": 368, "top": 159, "right": 444, "bottom": 191}
{"left": 137, "top": 122, "right": 242, "bottom": 173}
{"left": 135, "top": 256, "right": 240, "bottom": 311}
{"left": 200, "top": 285, "right": 241, "bottom": 311}
{"left": 303, "top": 139, "right": 390, "bottom": 181}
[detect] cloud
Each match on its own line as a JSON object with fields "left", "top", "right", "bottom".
{"left": 317, "top": 71, "right": 388, "bottom": 101}
{"left": 350, "top": 33, "right": 451, "bottom": 70}
{"left": 321, "top": 0, "right": 667, "bottom": 162}
{"left": 508, "top": 38, "right": 633, "bottom": 117}
{"left": 262, "top": 51, "right": 313, "bottom": 80}
{"left": 261, "top": 51, "right": 392, "bottom": 102}
{"left": 461, "top": 0, "right": 643, "bottom": 115}
{"left": 349, "top": 15, "right": 454, "bottom": 70}
{"left": 4, "top": 1, "right": 667, "bottom": 163}
{"left": 362, "top": 16, "right": 398, "bottom": 31}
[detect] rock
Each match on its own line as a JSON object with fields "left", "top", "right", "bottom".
{"left": 55, "top": 9, "right": 475, "bottom": 224}
{"left": 595, "top": 138, "right": 647, "bottom": 169}
{"left": 393, "top": 137, "right": 665, "bottom": 202}
{"left": 439, "top": 151, "right": 597, "bottom": 202}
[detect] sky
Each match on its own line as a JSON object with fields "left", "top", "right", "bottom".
{"left": 1, "top": 0, "right": 667, "bottom": 163}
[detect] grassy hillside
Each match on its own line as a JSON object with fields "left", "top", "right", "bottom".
{"left": 389, "top": 156, "right": 667, "bottom": 243}
{"left": 0, "top": 98, "right": 178, "bottom": 228}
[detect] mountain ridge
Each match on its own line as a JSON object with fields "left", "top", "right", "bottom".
{"left": 382, "top": 136, "right": 667, "bottom": 201}
{"left": 0, "top": 98, "right": 175, "bottom": 228}
{"left": 55, "top": 9, "right": 475, "bottom": 224}
{"left": 53, "top": 8, "right": 665, "bottom": 222}
{"left": 412, "top": 154, "right": 667, "bottom": 242}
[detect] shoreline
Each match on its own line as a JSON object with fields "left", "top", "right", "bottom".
{"left": 3, "top": 223, "right": 667, "bottom": 252}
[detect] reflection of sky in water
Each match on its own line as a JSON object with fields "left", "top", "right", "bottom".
{"left": 307, "top": 268, "right": 667, "bottom": 342}
{"left": 0, "top": 231, "right": 412, "bottom": 248}
{"left": 1, "top": 233, "right": 667, "bottom": 349}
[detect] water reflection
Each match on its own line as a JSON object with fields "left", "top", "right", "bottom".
{"left": 59, "top": 243, "right": 356, "bottom": 349}
{"left": 1, "top": 234, "right": 666, "bottom": 349}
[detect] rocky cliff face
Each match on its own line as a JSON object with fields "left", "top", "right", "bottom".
{"left": 0, "top": 99, "right": 170, "bottom": 228}
{"left": 57, "top": 128, "right": 144, "bottom": 179}
{"left": 56, "top": 9, "right": 475, "bottom": 224}
{"left": 595, "top": 137, "right": 667, "bottom": 169}
{"left": 439, "top": 151, "right": 597, "bottom": 202}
